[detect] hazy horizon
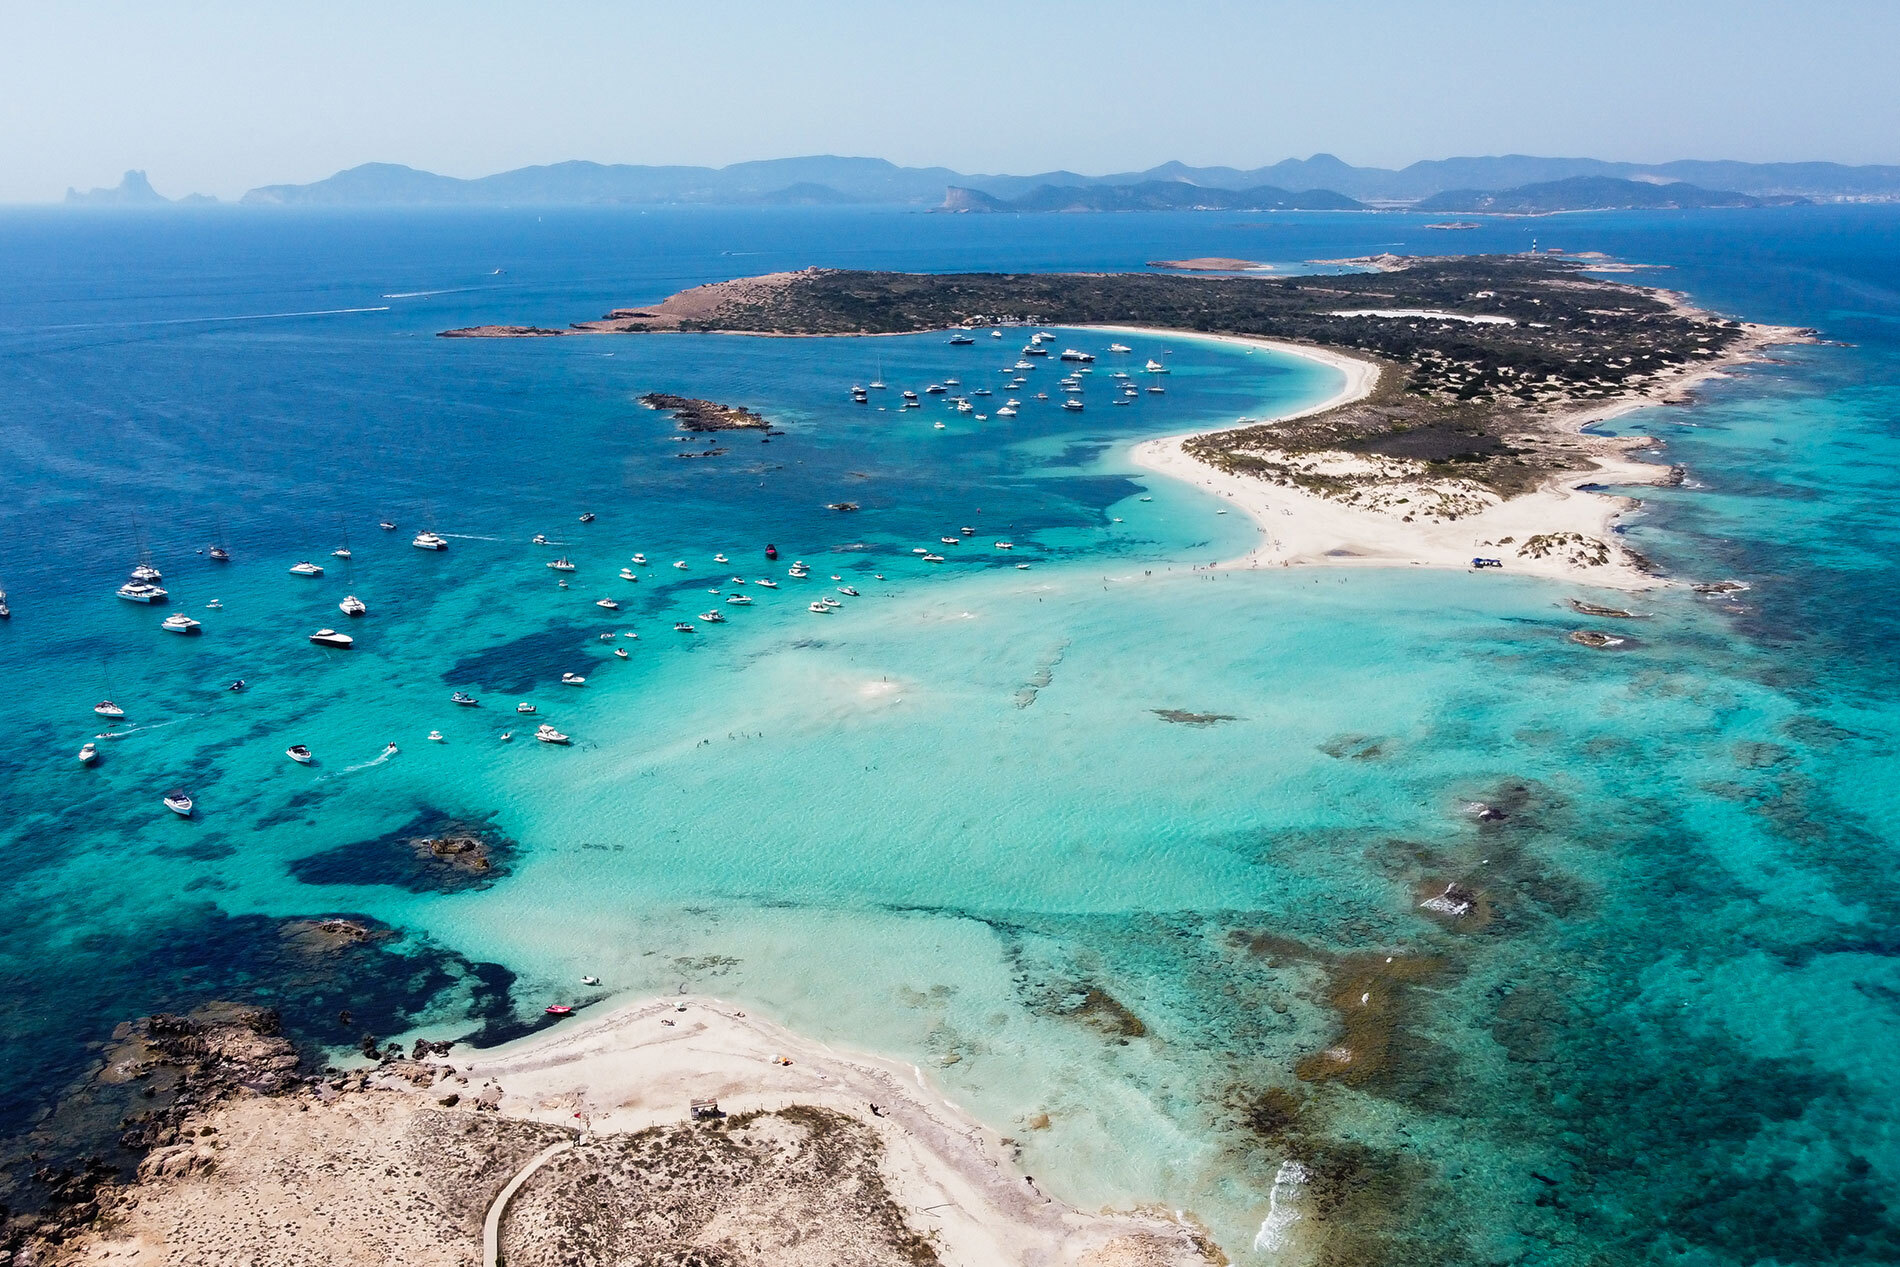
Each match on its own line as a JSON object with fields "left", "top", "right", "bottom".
{"left": 7, "top": 0, "right": 1899, "bottom": 203}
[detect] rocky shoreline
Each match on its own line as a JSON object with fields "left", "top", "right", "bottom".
{"left": 637, "top": 392, "right": 772, "bottom": 432}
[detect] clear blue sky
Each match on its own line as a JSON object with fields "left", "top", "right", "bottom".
{"left": 4, "top": 0, "right": 1896, "bottom": 202}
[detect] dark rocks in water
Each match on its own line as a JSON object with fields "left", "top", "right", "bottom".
{"left": 1320, "top": 733, "right": 1387, "bottom": 760}
{"left": 640, "top": 392, "right": 770, "bottom": 432}
{"left": 825, "top": 501, "right": 861, "bottom": 511}
{"left": 1693, "top": 578, "right": 1750, "bottom": 595}
{"left": 1152, "top": 708, "right": 1241, "bottom": 727}
{"left": 1416, "top": 881, "right": 1492, "bottom": 928}
{"left": 279, "top": 916, "right": 391, "bottom": 956}
{"left": 1568, "top": 629, "right": 1627, "bottom": 649}
{"left": 287, "top": 810, "right": 513, "bottom": 893}
{"left": 1468, "top": 801, "right": 1508, "bottom": 821}
{"left": 1568, "top": 599, "right": 1644, "bottom": 619}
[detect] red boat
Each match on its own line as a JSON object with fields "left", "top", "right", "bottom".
{"left": 544, "top": 1004, "right": 574, "bottom": 1016}
{"left": 765, "top": 544, "right": 779, "bottom": 560}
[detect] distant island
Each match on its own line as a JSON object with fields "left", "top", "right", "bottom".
{"left": 1415, "top": 175, "right": 1808, "bottom": 214}
{"left": 1148, "top": 258, "right": 1273, "bottom": 271}
{"left": 939, "top": 182, "right": 1365, "bottom": 213}
{"left": 64, "top": 170, "right": 218, "bottom": 207}
{"left": 441, "top": 255, "right": 1807, "bottom": 585}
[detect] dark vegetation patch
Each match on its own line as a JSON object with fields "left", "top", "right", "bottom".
{"left": 1152, "top": 709, "right": 1240, "bottom": 726}
{"left": 441, "top": 622, "right": 595, "bottom": 695}
{"left": 287, "top": 807, "right": 514, "bottom": 893}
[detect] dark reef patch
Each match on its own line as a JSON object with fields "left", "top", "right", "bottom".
{"left": 441, "top": 622, "right": 597, "bottom": 695}
{"left": 287, "top": 807, "right": 514, "bottom": 893}
{"left": 1152, "top": 709, "right": 1241, "bottom": 727}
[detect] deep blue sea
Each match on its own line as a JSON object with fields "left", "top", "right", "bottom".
{"left": 1, "top": 205, "right": 1897, "bottom": 1264}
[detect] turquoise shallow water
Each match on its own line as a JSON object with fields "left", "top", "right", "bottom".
{"left": 3, "top": 206, "right": 1899, "bottom": 1264}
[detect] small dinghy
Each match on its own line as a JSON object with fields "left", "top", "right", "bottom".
{"left": 451, "top": 691, "right": 479, "bottom": 706}
{"left": 545, "top": 1004, "right": 574, "bottom": 1016}
{"left": 163, "top": 789, "right": 194, "bottom": 817}
{"left": 286, "top": 745, "right": 312, "bottom": 764}
{"left": 517, "top": 702, "right": 537, "bottom": 714}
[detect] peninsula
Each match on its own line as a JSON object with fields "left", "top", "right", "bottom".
{"left": 442, "top": 256, "right": 1805, "bottom": 585}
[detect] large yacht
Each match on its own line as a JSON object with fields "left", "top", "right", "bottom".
{"left": 1059, "top": 349, "right": 1096, "bottom": 362}
{"left": 160, "top": 612, "right": 201, "bottom": 634}
{"left": 1063, "top": 398, "right": 1084, "bottom": 411}
{"left": 308, "top": 628, "right": 354, "bottom": 648}
{"left": 130, "top": 562, "right": 163, "bottom": 583}
{"left": 288, "top": 561, "right": 324, "bottom": 576}
{"left": 339, "top": 594, "right": 367, "bottom": 616}
{"left": 117, "top": 581, "right": 168, "bottom": 603}
{"left": 948, "top": 333, "right": 975, "bottom": 345}
{"left": 1109, "top": 343, "right": 1133, "bottom": 353}
{"left": 412, "top": 531, "right": 448, "bottom": 551}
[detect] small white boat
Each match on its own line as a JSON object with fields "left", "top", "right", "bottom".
{"left": 94, "top": 700, "right": 124, "bottom": 718}
{"left": 1063, "top": 399, "right": 1084, "bottom": 411}
{"left": 808, "top": 601, "right": 830, "bottom": 613}
{"left": 614, "top": 647, "right": 629, "bottom": 658}
{"left": 596, "top": 598, "right": 620, "bottom": 610}
{"left": 726, "top": 594, "right": 753, "bottom": 605}
{"left": 618, "top": 568, "right": 638, "bottom": 581}
{"left": 499, "top": 731, "right": 513, "bottom": 741}
{"left": 286, "top": 745, "right": 312, "bottom": 764}
{"left": 535, "top": 724, "right": 570, "bottom": 745}
{"left": 289, "top": 561, "right": 323, "bottom": 576}
{"left": 673, "top": 621, "right": 695, "bottom": 632}
{"left": 632, "top": 553, "right": 647, "bottom": 565}
{"left": 516, "top": 702, "right": 537, "bottom": 714}
{"left": 163, "top": 789, "right": 194, "bottom": 817}
{"left": 451, "top": 691, "right": 479, "bottom": 706}
{"left": 991, "top": 330, "right": 1003, "bottom": 338}
{"left": 838, "top": 586, "right": 860, "bottom": 597}
{"left": 934, "top": 421, "right": 946, "bottom": 429}
{"left": 332, "top": 547, "right": 352, "bottom": 559}
{"left": 994, "top": 541, "right": 1014, "bottom": 549}
{"left": 117, "top": 582, "right": 168, "bottom": 603}
{"left": 699, "top": 610, "right": 726, "bottom": 623}
{"left": 901, "top": 390, "right": 918, "bottom": 401}
{"left": 996, "top": 407, "right": 1017, "bottom": 418}
{"left": 940, "top": 536, "right": 959, "bottom": 545}
{"left": 78, "top": 742, "right": 98, "bottom": 765}
{"left": 548, "top": 557, "right": 576, "bottom": 572}
{"left": 922, "top": 553, "right": 945, "bottom": 563}
{"left": 1145, "top": 360, "right": 1168, "bottom": 374}
{"left": 1109, "top": 343, "right": 1132, "bottom": 353}
{"left": 1059, "top": 349, "right": 1095, "bottom": 362}
{"left": 925, "top": 384, "right": 945, "bottom": 395}
{"left": 129, "top": 562, "right": 163, "bottom": 583}
{"left": 160, "top": 612, "right": 201, "bottom": 634}
{"left": 308, "top": 628, "right": 354, "bottom": 648}
{"left": 578, "top": 512, "right": 595, "bottom": 523}
{"left": 412, "top": 531, "right": 448, "bottom": 551}
{"left": 339, "top": 595, "right": 367, "bottom": 616}
{"left": 673, "top": 560, "right": 688, "bottom": 570}
{"left": 428, "top": 730, "right": 444, "bottom": 742}
{"left": 532, "top": 534, "right": 550, "bottom": 545}
{"left": 756, "top": 579, "right": 778, "bottom": 589}
{"left": 1147, "top": 384, "right": 1165, "bottom": 394}
{"left": 713, "top": 553, "right": 729, "bottom": 563}
{"left": 379, "top": 520, "right": 397, "bottom": 531}
{"left": 561, "top": 672, "right": 586, "bottom": 686}
{"left": 205, "top": 599, "right": 223, "bottom": 609}
{"left": 383, "top": 742, "right": 399, "bottom": 756}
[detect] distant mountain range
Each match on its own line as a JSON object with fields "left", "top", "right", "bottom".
{"left": 61, "top": 154, "right": 1900, "bottom": 211}
{"left": 64, "top": 170, "right": 218, "bottom": 206}
{"left": 1414, "top": 176, "right": 1809, "bottom": 214}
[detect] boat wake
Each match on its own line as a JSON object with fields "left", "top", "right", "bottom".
{"left": 435, "top": 532, "right": 500, "bottom": 541}
{"left": 322, "top": 748, "right": 397, "bottom": 779}
{"left": 95, "top": 716, "right": 190, "bottom": 740}
{"left": 380, "top": 286, "right": 496, "bottom": 299}
{"left": 46, "top": 306, "right": 391, "bottom": 331}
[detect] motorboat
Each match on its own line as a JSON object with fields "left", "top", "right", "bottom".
{"left": 379, "top": 520, "right": 397, "bottom": 531}
{"left": 1109, "top": 343, "right": 1132, "bottom": 353}
{"left": 1059, "top": 349, "right": 1095, "bottom": 362}
{"left": 925, "top": 384, "right": 945, "bottom": 395}
{"left": 428, "top": 730, "right": 444, "bottom": 742}
{"left": 160, "top": 612, "right": 201, "bottom": 634}
{"left": 940, "top": 536, "right": 960, "bottom": 545}
{"left": 206, "top": 599, "right": 223, "bottom": 609}
{"left": 1035, "top": 392, "right": 1049, "bottom": 400}
{"left": 934, "top": 421, "right": 946, "bottom": 430}
{"left": 807, "top": 601, "right": 830, "bottom": 613}
{"left": 673, "top": 560, "right": 688, "bottom": 570}
{"left": 599, "top": 632, "right": 616, "bottom": 640}
{"left": 851, "top": 386, "right": 868, "bottom": 402}
{"left": 208, "top": 545, "right": 230, "bottom": 562}
{"left": 578, "top": 512, "right": 595, "bottom": 523}
{"left": 713, "top": 553, "right": 729, "bottom": 564}
{"left": 561, "top": 672, "right": 586, "bottom": 685}
{"left": 699, "top": 610, "right": 725, "bottom": 623}
{"left": 903, "top": 399, "right": 920, "bottom": 409}
{"left": 1014, "top": 360, "right": 1035, "bottom": 371}
{"left": 78, "top": 742, "right": 98, "bottom": 765}
{"left": 1147, "top": 384, "right": 1166, "bottom": 394}
{"left": 618, "top": 568, "right": 638, "bottom": 581}
{"left": 973, "top": 387, "right": 991, "bottom": 396}
{"left": 95, "top": 700, "right": 124, "bottom": 718}
{"left": 451, "top": 691, "right": 479, "bottom": 706}
{"left": 994, "top": 541, "right": 1014, "bottom": 549}
{"left": 118, "top": 582, "right": 168, "bottom": 603}
{"left": 1063, "top": 399, "right": 1084, "bottom": 411}
{"left": 0, "top": 588, "right": 6, "bottom": 619}
{"left": 596, "top": 597, "right": 620, "bottom": 610}
{"left": 532, "top": 534, "right": 551, "bottom": 545}
{"left": 1145, "top": 360, "right": 1168, "bottom": 373}
{"left": 673, "top": 621, "right": 695, "bottom": 633}
{"left": 756, "top": 578, "right": 778, "bottom": 589}
{"left": 991, "top": 330, "right": 1003, "bottom": 338}
{"left": 227, "top": 680, "right": 245, "bottom": 692}
{"left": 499, "top": 731, "right": 513, "bottom": 741}
{"left": 557, "top": 580, "right": 568, "bottom": 589}
{"left": 726, "top": 594, "right": 753, "bottom": 605}
{"left": 945, "top": 377, "right": 961, "bottom": 386}
{"left": 956, "top": 400, "right": 974, "bottom": 414}
{"left": 286, "top": 745, "right": 312, "bottom": 764}
{"left": 339, "top": 595, "right": 367, "bottom": 616}
{"left": 996, "top": 406, "right": 1018, "bottom": 418}
{"left": 289, "top": 561, "right": 324, "bottom": 576}
{"left": 332, "top": 546, "right": 352, "bottom": 559}
{"left": 948, "top": 333, "right": 975, "bottom": 345}
{"left": 820, "top": 597, "right": 842, "bottom": 609}
{"left": 308, "top": 628, "right": 354, "bottom": 648}
{"left": 516, "top": 702, "right": 537, "bottom": 714}
{"left": 632, "top": 553, "right": 648, "bottom": 565}
{"left": 922, "top": 553, "right": 945, "bottom": 562}
{"left": 383, "top": 742, "right": 399, "bottom": 756}
{"left": 960, "top": 526, "right": 975, "bottom": 536}
{"left": 412, "top": 531, "right": 448, "bottom": 551}
{"left": 901, "top": 390, "right": 918, "bottom": 402}
{"left": 548, "top": 557, "right": 576, "bottom": 572}
{"left": 1022, "top": 344, "right": 1048, "bottom": 357}
{"left": 838, "top": 585, "right": 860, "bottom": 597}
{"left": 130, "top": 562, "right": 163, "bottom": 583}
{"left": 614, "top": 647, "right": 629, "bottom": 658}
{"left": 163, "top": 789, "right": 194, "bottom": 817}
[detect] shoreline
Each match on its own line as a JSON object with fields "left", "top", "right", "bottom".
{"left": 1114, "top": 311, "right": 1802, "bottom": 591}
{"left": 69, "top": 995, "right": 1217, "bottom": 1267}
